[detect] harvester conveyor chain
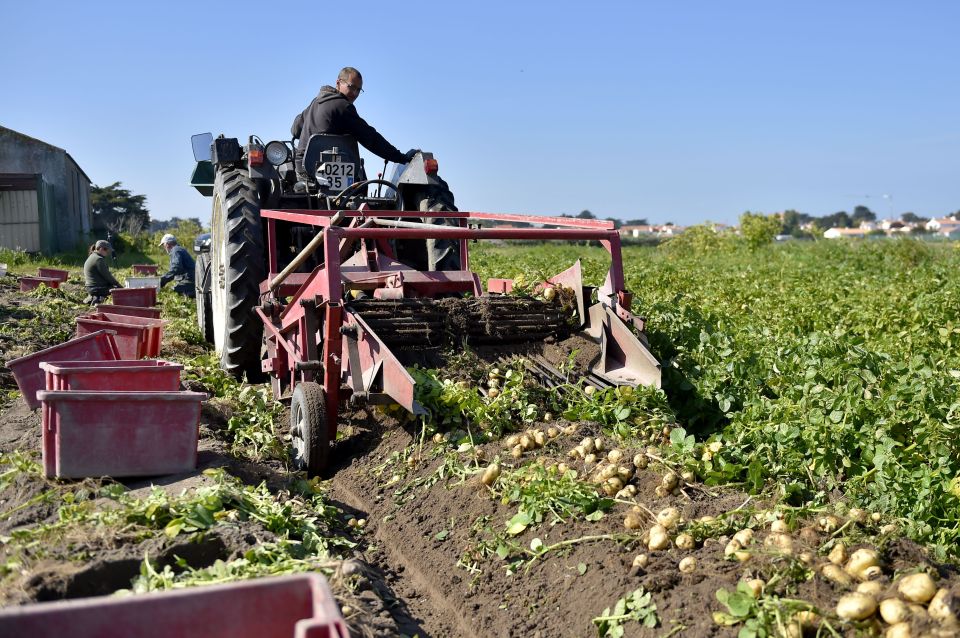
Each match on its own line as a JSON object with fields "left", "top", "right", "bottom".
{"left": 347, "top": 297, "right": 572, "bottom": 348}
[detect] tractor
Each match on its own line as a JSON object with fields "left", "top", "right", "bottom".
{"left": 190, "top": 131, "right": 661, "bottom": 475}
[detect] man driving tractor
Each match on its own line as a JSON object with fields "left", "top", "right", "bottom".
{"left": 291, "top": 66, "right": 417, "bottom": 176}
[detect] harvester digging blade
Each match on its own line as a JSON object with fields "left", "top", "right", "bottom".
{"left": 586, "top": 303, "right": 662, "bottom": 388}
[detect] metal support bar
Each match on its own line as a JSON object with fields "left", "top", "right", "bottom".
{"left": 269, "top": 211, "right": 343, "bottom": 292}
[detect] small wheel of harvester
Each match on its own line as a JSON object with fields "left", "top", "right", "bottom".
{"left": 290, "top": 381, "right": 330, "bottom": 477}
{"left": 195, "top": 251, "right": 214, "bottom": 344}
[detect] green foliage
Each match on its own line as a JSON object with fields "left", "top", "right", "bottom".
{"left": 562, "top": 384, "right": 674, "bottom": 440}
{"left": 593, "top": 587, "right": 658, "bottom": 636}
{"left": 493, "top": 463, "right": 612, "bottom": 536}
{"left": 411, "top": 363, "right": 546, "bottom": 437}
{"left": 5, "top": 469, "right": 352, "bottom": 578}
{"left": 181, "top": 354, "right": 285, "bottom": 462}
{"left": 659, "top": 223, "right": 736, "bottom": 255}
{"left": 713, "top": 582, "right": 822, "bottom": 638}
{"left": 158, "top": 286, "right": 206, "bottom": 345}
{"left": 468, "top": 241, "right": 960, "bottom": 559}
{"left": 0, "top": 451, "right": 43, "bottom": 490}
{"left": 738, "top": 212, "right": 781, "bottom": 250}
{"left": 0, "top": 288, "right": 87, "bottom": 346}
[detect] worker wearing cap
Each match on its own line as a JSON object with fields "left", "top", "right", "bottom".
{"left": 83, "top": 240, "right": 122, "bottom": 304}
{"left": 158, "top": 233, "right": 196, "bottom": 298}
{"left": 290, "top": 66, "right": 418, "bottom": 173}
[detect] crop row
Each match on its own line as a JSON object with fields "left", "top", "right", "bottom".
{"left": 469, "top": 240, "right": 960, "bottom": 558}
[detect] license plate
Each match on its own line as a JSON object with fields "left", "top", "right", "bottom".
{"left": 320, "top": 162, "right": 355, "bottom": 190}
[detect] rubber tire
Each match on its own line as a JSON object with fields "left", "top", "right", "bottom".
{"left": 211, "top": 167, "right": 265, "bottom": 379}
{"left": 290, "top": 381, "right": 329, "bottom": 477}
{"left": 195, "top": 251, "right": 214, "bottom": 344}
{"left": 420, "top": 175, "right": 461, "bottom": 271}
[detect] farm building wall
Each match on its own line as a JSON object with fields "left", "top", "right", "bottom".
{"left": 0, "top": 126, "right": 92, "bottom": 254}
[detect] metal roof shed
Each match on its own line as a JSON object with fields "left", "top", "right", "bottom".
{"left": 0, "top": 125, "right": 92, "bottom": 254}
{"left": 0, "top": 173, "right": 57, "bottom": 253}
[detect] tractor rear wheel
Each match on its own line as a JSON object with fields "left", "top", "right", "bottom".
{"left": 211, "top": 167, "right": 265, "bottom": 379}
{"left": 290, "top": 381, "right": 329, "bottom": 477}
{"left": 421, "top": 176, "right": 460, "bottom": 271}
{"left": 195, "top": 251, "right": 214, "bottom": 343}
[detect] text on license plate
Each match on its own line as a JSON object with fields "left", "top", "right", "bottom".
{"left": 320, "top": 162, "right": 355, "bottom": 190}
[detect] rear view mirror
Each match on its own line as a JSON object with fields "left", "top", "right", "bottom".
{"left": 191, "top": 133, "right": 214, "bottom": 162}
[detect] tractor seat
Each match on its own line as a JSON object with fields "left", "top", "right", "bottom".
{"left": 301, "top": 133, "right": 366, "bottom": 182}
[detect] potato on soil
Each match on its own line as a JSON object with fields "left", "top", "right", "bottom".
{"left": 818, "top": 514, "right": 840, "bottom": 533}
{"left": 602, "top": 477, "right": 623, "bottom": 496}
{"left": 885, "top": 623, "right": 911, "bottom": 638}
{"left": 661, "top": 471, "right": 679, "bottom": 491}
{"left": 897, "top": 572, "right": 936, "bottom": 604}
{"left": 624, "top": 512, "right": 643, "bottom": 530}
{"left": 678, "top": 556, "right": 697, "bottom": 573}
{"left": 763, "top": 532, "right": 794, "bottom": 555}
{"left": 828, "top": 542, "right": 848, "bottom": 566}
{"left": 744, "top": 578, "right": 764, "bottom": 598}
{"left": 674, "top": 532, "right": 695, "bottom": 551}
{"left": 732, "top": 528, "right": 754, "bottom": 546}
{"left": 480, "top": 463, "right": 501, "bottom": 486}
{"left": 656, "top": 506, "right": 681, "bottom": 529}
{"left": 927, "top": 588, "right": 958, "bottom": 624}
{"left": 648, "top": 524, "right": 670, "bottom": 550}
{"left": 724, "top": 539, "right": 742, "bottom": 557}
{"left": 879, "top": 598, "right": 910, "bottom": 625}
{"left": 770, "top": 519, "right": 789, "bottom": 534}
{"left": 836, "top": 592, "right": 877, "bottom": 620}
{"left": 856, "top": 581, "right": 883, "bottom": 597}
{"left": 845, "top": 547, "right": 880, "bottom": 580}
{"left": 821, "top": 563, "right": 854, "bottom": 587}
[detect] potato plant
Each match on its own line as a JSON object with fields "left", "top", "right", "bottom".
{"left": 471, "top": 241, "right": 960, "bottom": 559}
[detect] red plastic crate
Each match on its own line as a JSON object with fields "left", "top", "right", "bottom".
{"left": 95, "top": 304, "right": 162, "bottom": 319}
{"left": 20, "top": 276, "right": 61, "bottom": 291}
{"left": 40, "top": 360, "right": 182, "bottom": 393}
{"left": 37, "top": 267, "right": 70, "bottom": 282}
{"left": 131, "top": 264, "right": 159, "bottom": 275}
{"left": 109, "top": 286, "right": 157, "bottom": 307}
{"left": 38, "top": 389, "right": 207, "bottom": 478}
{"left": 0, "top": 573, "right": 348, "bottom": 638}
{"left": 5, "top": 330, "right": 120, "bottom": 410}
{"left": 75, "top": 313, "right": 165, "bottom": 359}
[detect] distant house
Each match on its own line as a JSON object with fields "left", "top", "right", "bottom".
{"left": 619, "top": 224, "right": 657, "bottom": 237}
{"left": 823, "top": 227, "right": 868, "bottom": 239}
{"left": 619, "top": 224, "right": 683, "bottom": 238}
{"left": 0, "top": 125, "right": 92, "bottom": 254}
{"left": 925, "top": 216, "right": 960, "bottom": 238}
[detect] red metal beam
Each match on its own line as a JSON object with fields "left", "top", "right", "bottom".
{"left": 259, "top": 209, "right": 615, "bottom": 230}
{"left": 330, "top": 227, "right": 617, "bottom": 241}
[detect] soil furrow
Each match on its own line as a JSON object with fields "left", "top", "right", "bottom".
{"left": 330, "top": 467, "right": 478, "bottom": 637}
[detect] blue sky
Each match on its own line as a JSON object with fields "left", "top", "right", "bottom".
{"left": 4, "top": 1, "right": 958, "bottom": 225}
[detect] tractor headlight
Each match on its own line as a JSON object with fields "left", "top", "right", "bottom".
{"left": 265, "top": 141, "right": 290, "bottom": 166}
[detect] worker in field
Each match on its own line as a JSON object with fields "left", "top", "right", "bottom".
{"left": 290, "top": 66, "right": 417, "bottom": 173}
{"left": 158, "top": 234, "right": 196, "bottom": 298}
{"left": 83, "top": 240, "right": 122, "bottom": 304}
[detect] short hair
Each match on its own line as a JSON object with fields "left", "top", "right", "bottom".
{"left": 338, "top": 67, "right": 362, "bottom": 83}
{"left": 95, "top": 240, "right": 111, "bottom": 251}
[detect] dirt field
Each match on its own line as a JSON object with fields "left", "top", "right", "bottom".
{"left": 1, "top": 270, "right": 958, "bottom": 637}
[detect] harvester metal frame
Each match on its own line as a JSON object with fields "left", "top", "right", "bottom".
{"left": 256, "top": 208, "right": 661, "bottom": 475}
